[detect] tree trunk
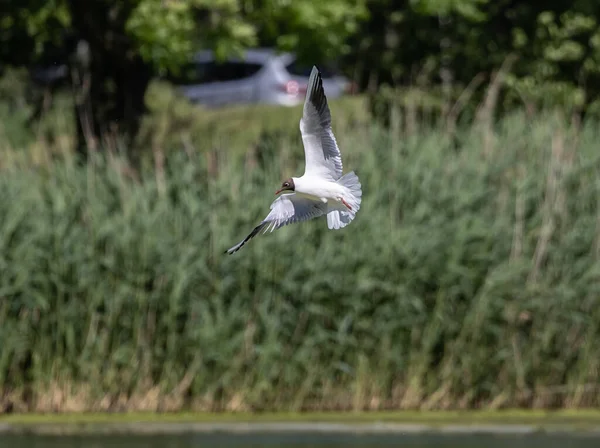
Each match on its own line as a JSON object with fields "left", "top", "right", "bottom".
{"left": 67, "top": 0, "right": 151, "bottom": 161}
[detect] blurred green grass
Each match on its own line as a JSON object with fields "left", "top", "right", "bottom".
{"left": 0, "top": 78, "right": 599, "bottom": 413}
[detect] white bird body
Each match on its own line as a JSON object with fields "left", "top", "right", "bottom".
{"left": 291, "top": 175, "right": 347, "bottom": 204}
{"left": 225, "top": 66, "right": 362, "bottom": 254}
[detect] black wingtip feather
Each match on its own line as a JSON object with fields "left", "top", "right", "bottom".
{"left": 225, "top": 222, "right": 268, "bottom": 255}
{"left": 306, "top": 66, "right": 327, "bottom": 114}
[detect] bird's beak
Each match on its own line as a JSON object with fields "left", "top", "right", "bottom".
{"left": 275, "top": 188, "right": 283, "bottom": 195}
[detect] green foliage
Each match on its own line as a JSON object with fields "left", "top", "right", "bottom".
{"left": 504, "top": 9, "right": 600, "bottom": 110}
{"left": 356, "top": 1, "right": 600, "bottom": 118}
{"left": 126, "top": 0, "right": 260, "bottom": 73}
{"left": 410, "top": 0, "right": 487, "bottom": 21}
{"left": 0, "top": 1, "right": 70, "bottom": 64}
{"left": 2, "top": 0, "right": 366, "bottom": 73}
{"left": 1, "top": 97, "right": 600, "bottom": 411}
{"left": 251, "top": 0, "right": 368, "bottom": 63}
{"left": 2, "top": 0, "right": 367, "bottom": 153}
{"left": 6, "top": 0, "right": 600, "bottom": 150}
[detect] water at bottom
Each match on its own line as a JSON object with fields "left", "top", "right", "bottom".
{"left": 1, "top": 432, "right": 599, "bottom": 448}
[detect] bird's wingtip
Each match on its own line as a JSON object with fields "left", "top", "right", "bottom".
{"left": 310, "top": 65, "right": 322, "bottom": 81}
{"left": 305, "top": 65, "right": 325, "bottom": 106}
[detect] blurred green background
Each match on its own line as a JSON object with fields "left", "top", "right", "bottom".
{"left": 1, "top": 0, "right": 600, "bottom": 414}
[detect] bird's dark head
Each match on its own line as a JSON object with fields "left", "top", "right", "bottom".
{"left": 275, "top": 178, "right": 295, "bottom": 195}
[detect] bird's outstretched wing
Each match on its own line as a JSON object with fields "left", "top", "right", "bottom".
{"left": 299, "top": 66, "right": 343, "bottom": 181}
{"left": 225, "top": 193, "right": 327, "bottom": 254}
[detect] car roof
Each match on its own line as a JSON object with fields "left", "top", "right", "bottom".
{"left": 192, "top": 47, "right": 294, "bottom": 65}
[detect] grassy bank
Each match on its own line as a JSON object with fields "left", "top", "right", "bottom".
{"left": 3, "top": 410, "right": 600, "bottom": 436}
{"left": 4, "top": 409, "right": 600, "bottom": 425}
{"left": 1, "top": 83, "right": 600, "bottom": 413}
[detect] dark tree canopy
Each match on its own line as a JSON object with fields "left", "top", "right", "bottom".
{"left": 2, "top": 0, "right": 600, "bottom": 158}
{"left": 350, "top": 0, "right": 600, "bottom": 114}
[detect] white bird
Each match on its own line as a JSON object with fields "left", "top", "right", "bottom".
{"left": 225, "top": 66, "right": 362, "bottom": 254}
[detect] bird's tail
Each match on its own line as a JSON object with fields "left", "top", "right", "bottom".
{"left": 338, "top": 171, "right": 362, "bottom": 210}
{"left": 326, "top": 171, "right": 362, "bottom": 230}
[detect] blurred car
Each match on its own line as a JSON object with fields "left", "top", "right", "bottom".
{"left": 168, "top": 48, "right": 355, "bottom": 108}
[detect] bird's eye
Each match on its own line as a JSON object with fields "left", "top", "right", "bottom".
{"left": 284, "top": 182, "right": 289, "bottom": 187}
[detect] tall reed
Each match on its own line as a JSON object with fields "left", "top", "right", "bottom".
{"left": 0, "top": 97, "right": 599, "bottom": 412}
